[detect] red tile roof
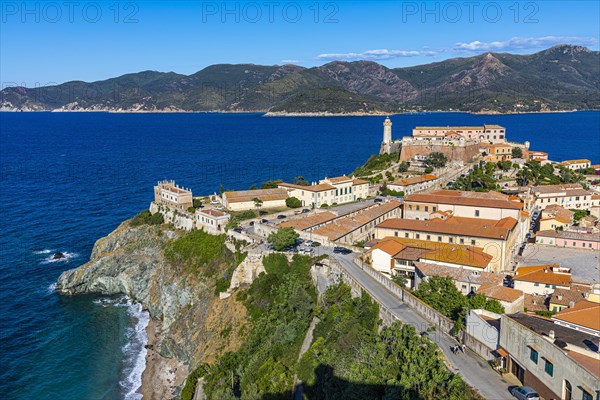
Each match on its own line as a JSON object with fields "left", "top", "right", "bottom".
{"left": 377, "top": 216, "right": 517, "bottom": 240}
{"left": 404, "top": 190, "right": 523, "bottom": 210}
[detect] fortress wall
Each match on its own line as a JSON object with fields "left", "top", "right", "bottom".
{"left": 399, "top": 143, "right": 481, "bottom": 163}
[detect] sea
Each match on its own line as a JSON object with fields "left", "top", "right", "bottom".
{"left": 0, "top": 111, "right": 598, "bottom": 400}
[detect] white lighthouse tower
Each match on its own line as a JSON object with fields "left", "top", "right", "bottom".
{"left": 380, "top": 116, "right": 393, "bottom": 154}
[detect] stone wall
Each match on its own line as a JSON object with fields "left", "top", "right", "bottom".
{"left": 150, "top": 202, "right": 194, "bottom": 231}
{"left": 400, "top": 142, "right": 481, "bottom": 163}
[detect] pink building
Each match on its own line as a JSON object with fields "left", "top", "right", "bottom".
{"left": 536, "top": 229, "right": 600, "bottom": 251}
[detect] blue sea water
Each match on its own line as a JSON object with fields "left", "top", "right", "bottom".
{"left": 0, "top": 111, "right": 598, "bottom": 400}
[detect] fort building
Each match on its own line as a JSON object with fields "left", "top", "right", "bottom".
{"left": 154, "top": 180, "right": 193, "bottom": 211}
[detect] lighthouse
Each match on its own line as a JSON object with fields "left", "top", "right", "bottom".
{"left": 379, "top": 116, "right": 393, "bottom": 154}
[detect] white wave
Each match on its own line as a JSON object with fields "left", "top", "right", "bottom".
{"left": 40, "top": 251, "right": 78, "bottom": 264}
{"left": 120, "top": 300, "right": 149, "bottom": 400}
{"left": 47, "top": 283, "right": 56, "bottom": 294}
{"left": 33, "top": 249, "right": 53, "bottom": 254}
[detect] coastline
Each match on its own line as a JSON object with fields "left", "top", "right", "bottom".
{"left": 140, "top": 317, "right": 188, "bottom": 400}
{"left": 1, "top": 108, "right": 595, "bottom": 116}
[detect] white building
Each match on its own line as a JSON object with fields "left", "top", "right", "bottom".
{"left": 513, "top": 264, "right": 571, "bottom": 295}
{"left": 195, "top": 209, "right": 230, "bottom": 233}
{"left": 279, "top": 176, "right": 369, "bottom": 208}
{"left": 222, "top": 188, "right": 288, "bottom": 211}
{"left": 531, "top": 184, "right": 592, "bottom": 211}
{"left": 558, "top": 159, "right": 591, "bottom": 171}
{"left": 387, "top": 174, "right": 437, "bottom": 195}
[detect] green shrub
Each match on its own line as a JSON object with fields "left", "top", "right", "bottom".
{"left": 187, "top": 206, "right": 196, "bottom": 213}
{"left": 164, "top": 230, "right": 226, "bottom": 274}
{"left": 193, "top": 198, "right": 203, "bottom": 208}
{"left": 320, "top": 203, "right": 329, "bottom": 208}
{"left": 424, "top": 167, "right": 434, "bottom": 173}
{"left": 286, "top": 196, "right": 302, "bottom": 208}
{"left": 267, "top": 227, "right": 299, "bottom": 251}
{"left": 131, "top": 210, "right": 164, "bottom": 227}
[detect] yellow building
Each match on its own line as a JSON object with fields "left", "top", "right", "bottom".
{"left": 539, "top": 204, "right": 573, "bottom": 231}
{"left": 484, "top": 143, "right": 513, "bottom": 162}
{"left": 375, "top": 215, "right": 520, "bottom": 272}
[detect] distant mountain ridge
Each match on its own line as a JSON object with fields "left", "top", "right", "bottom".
{"left": 2, "top": 45, "right": 599, "bottom": 113}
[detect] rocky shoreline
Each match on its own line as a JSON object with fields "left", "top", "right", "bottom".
{"left": 141, "top": 318, "right": 187, "bottom": 400}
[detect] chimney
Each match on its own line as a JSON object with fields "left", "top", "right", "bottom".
{"left": 549, "top": 330, "right": 555, "bottom": 339}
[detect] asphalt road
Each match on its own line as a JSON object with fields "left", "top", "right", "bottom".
{"left": 328, "top": 251, "right": 514, "bottom": 400}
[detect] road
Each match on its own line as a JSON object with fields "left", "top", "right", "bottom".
{"left": 329, "top": 251, "right": 514, "bottom": 400}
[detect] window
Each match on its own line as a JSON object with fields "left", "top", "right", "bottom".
{"left": 475, "top": 210, "right": 480, "bottom": 217}
{"left": 438, "top": 236, "right": 443, "bottom": 242}
{"left": 416, "top": 234, "right": 420, "bottom": 239}
{"left": 573, "top": 242, "right": 576, "bottom": 246}
{"left": 581, "top": 389, "right": 593, "bottom": 400}
{"left": 471, "top": 240, "right": 476, "bottom": 246}
{"left": 544, "top": 358, "right": 553, "bottom": 376}
{"left": 394, "top": 232, "right": 398, "bottom": 237}
{"left": 534, "top": 283, "right": 539, "bottom": 287}
{"left": 529, "top": 347, "right": 538, "bottom": 364}
{"left": 416, "top": 206, "right": 420, "bottom": 211}
{"left": 426, "top": 235, "right": 431, "bottom": 240}
{"left": 449, "top": 238, "right": 454, "bottom": 243}
{"left": 432, "top": 206, "right": 437, "bottom": 212}
{"left": 460, "top": 238, "right": 465, "bottom": 244}
{"left": 405, "top": 233, "right": 409, "bottom": 238}
{"left": 408, "top": 205, "right": 412, "bottom": 210}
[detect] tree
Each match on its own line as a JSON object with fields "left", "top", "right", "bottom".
{"left": 424, "top": 152, "right": 448, "bottom": 169}
{"left": 413, "top": 276, "right": 467, "bottom": 320}
{"left": 267, "top": 227, "right": 299, "bottom": 251}
{"left": 571, "top": 209, "right": 589, "bottom": 222}
{"left": 249, "top": 184, "right": 257, "bottom": 190}
{"left": 497, "top": 161, "right": 513, "bottom": 171}
{"left": 192, "top": 198, "right": 202, "bottom": 208}
{"left": 424, "top": 167, "right": 434, "bottom": 173}
{"left": 398, "top": 161, "right": 410, "bottom": 173}
{"left": 286, "top": 197, "right": 302, "bottom": 208}
{"left": 468, "top": 294, "right": 505, "bottom": 314}
{"left": 253, "top": 197, "right": 263, "bottom": 212}
{"left": 512, "top": 147, "right": 523, "bottom": 158}
{"left": 292, "top": 176, "right": 309, "bottom": 186}
{"left": 261, "top": 180, "right": 283, "bottom": 189}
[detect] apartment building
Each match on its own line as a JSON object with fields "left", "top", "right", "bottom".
{"left": 278, "top": 176, "right": 369, "bottom": 208}
{"left": 387, "top": 174, "right": 437, "bottom": 195}
{"left": 513, "top": 264, "right": 572, "bottom": 295}
{"left": 531, "top": 184, "right": 592, "bottom": 211}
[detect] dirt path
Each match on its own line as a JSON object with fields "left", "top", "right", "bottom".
{"left": 292, "top": 316, "right": 320, "bottom": 400}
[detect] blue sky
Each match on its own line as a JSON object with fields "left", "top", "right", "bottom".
{"left": 1, "top": 1, "right": 599, "bottom": 85}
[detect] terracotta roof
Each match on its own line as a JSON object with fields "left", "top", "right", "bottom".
{"left": 514, "top": 264, "right": 571, "bottom": 287}
{"left": 390, "top": 174, "right": 437, "bottom": 187}
{"left": 404, "top": 190, "right": 523, "bottom": 210}
{"left": 414, "top": 262, "right": 503, "bottom": 286}
{"left": 377, "top": 216, "right": 517, "bottom": 240}
{"left": 352, "top": 178, "right": 369, "bottom": 185}
{"left": 371, "top": 236, "right": 492, "bottom": 268}
{"left": 312, "top": 201, "right": 401, "bottom": 240}
{"left": 477, "top": 284, "right": 523, "bottom": 303}
{"left": 224, "top": 188, "right": 288, "bottom": 203}
{"left": 279, "top": 212, "right": 337, "bottom": 231}
{"left": 541, "top": 205, "right": 574, "bottom": 224}
{"left": 549, "top": 288, "right": 586, "bottom": 307}
{"left": 414, "top": 126, "right": 484, "bottom": 131}
{"left": 279, "top": 182, "right": 335, "bottom": 192}
{"left": 592, "top": 194, "right": 600, "bottom": 200}
{"left": 199, "top": 209, "right": 227, "bottom": 217}
{"left": 552, "top": 300, "right": 600, "bottom": 332}
{"left": 537, "top": 229, "right": 600, "bottom": 242}
{"left": 327, "top": 175, "right": 352, "bottom": 184}
{"left": 531, "top": 184, "right": 590, "bottom": 195}
{"left": 483, "top": 125, "right": 505, "bottom": 130}
{"left": 558, "top": 159, "right": 591, "bottom": 165}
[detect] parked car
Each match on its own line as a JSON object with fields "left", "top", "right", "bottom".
{"left": 305, "top": 240, "right": 314, "bottom": 246}
{"left": 374, "top": 198, "right": 383, "bottom": 203}
{"left": 302, "top": 209, "right": 310, "bottom": 213}
{"left": 233, "top": 227, "right": 243, "bottom": 233}
{"left": 215, "top": 206, "right": 225, "bottom": 210}
{"left": 310, "top": 241, "right": 321, "bottom": 247}
{"left": 510, "top": 386, "right": 540, "bottom": 400}
{"left": 249, "top": 221, "right": 254, "bottom": 226}
{"left": 333, "top": 247, "right": 352, "bottom": 254}
{"left": 261, "top": 219, "right": 269, "bottom": 224}
{"left": 277, "top": 214, "right": 286, "bottom": 219}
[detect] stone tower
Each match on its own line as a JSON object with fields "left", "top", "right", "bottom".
{"left": 380, "top": 116, "right": 393, "bottom": 154}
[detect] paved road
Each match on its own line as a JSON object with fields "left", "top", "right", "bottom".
{"left": 330, "top": 252, "right": 514, "bottom": 400}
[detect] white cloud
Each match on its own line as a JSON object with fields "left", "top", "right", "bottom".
{"left": 280, "top": 59, "right": 303, "bottom": 64}
{"left": 315, "top": 49, "right": 437, "bottom": 61}
{"left": 453, "top": 36, "right": 597, "bottom": 52}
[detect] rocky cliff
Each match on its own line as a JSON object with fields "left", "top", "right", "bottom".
{"left": 56, "top": 221, "right": 249, "bottom": 399}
